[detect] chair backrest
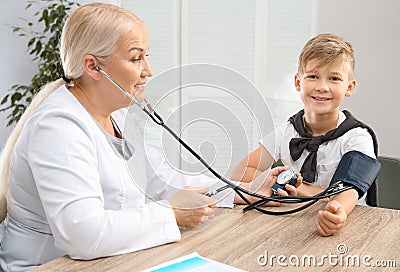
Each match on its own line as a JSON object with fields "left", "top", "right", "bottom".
{"left": 378, "top": 156, "right": 400, "bottom": 210}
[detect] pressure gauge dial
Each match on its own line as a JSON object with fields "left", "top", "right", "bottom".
{"left": 272, "top": 169, "right": 297, "bottom": 193}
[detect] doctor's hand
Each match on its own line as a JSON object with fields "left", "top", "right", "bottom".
{"left": 168, "top": 187, "right": 215, "bottom": 228}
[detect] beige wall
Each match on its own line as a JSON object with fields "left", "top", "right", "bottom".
{"left": 316, "top": 0, "right": 400, "bottom": 157}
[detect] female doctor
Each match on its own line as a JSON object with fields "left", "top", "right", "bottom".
{"left": 0, "top": 3, "right": 297, "bottom": 271}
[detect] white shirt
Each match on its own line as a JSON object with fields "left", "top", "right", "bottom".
{"left": 0, "top": 86, "right": 235, "bottom": 272}
{"left": 260, "top": 111, "right": 375, "bottom": 203}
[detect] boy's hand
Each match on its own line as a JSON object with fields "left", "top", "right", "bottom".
{"left": 235, "top": 166, "right": 302, "bottom": 206}
{"left": 316, "top": 200, "right": 347, "bottom": 236}
{"left": 275, "top": 171, "right": 302, "bottom": 197}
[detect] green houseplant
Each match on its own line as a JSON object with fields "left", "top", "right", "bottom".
{"left": 0, "top": 0, "right": 79, "bottom": 126}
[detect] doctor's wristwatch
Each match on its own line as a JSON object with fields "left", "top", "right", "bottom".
{"left": 272, "top": 168, "right": 297, "bottom": 194}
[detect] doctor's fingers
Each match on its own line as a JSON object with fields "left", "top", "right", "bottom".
{"left": 183, "top": 186, "right": 216, "bottom": 208}
{"left": 175, "top": 207, "right": 213, "bottom": 228}
{"left": 168, "top": 189, "right": 215, "bottom": 210}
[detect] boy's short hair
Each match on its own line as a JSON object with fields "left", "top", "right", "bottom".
{"left": 297, "top": 33, "right": 355, "bottom": 79}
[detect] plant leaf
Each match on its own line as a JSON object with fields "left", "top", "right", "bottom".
{"left": 1, "top": 94, "right": 10, "bottom": 105}
{"left": 11, "top": 92, "right": 22, "bottom": 103}
{"left": 2, "top": 0, "right": 81, "bottom": 126}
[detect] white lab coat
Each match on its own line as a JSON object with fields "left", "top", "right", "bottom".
{"left": 0, "top": 86, "right": 235, "bottom": 272}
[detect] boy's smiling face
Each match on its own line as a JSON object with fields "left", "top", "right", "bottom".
{"left": 294, "top": 59, "right": 357, "bottom": 117}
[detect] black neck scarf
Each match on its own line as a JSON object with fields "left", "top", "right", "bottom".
{"left": 288, "top": 109, "right": 379, "bottom": 206}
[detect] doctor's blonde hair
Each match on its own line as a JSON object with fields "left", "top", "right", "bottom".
{"left": 0, "top": 2, "right": 142, "bottom": 221}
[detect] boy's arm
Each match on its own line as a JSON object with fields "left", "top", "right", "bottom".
{"left": 297, "top": 182, "right": 359, "bottom": 208}
{"left": 329, "top": 188, "right": 358, "bottom": 215}
{"left": 229, "top": 144, "right": 274, "bottom": 182}
{"left": 297, "top": 182, "right": 324, "bottom": 196}
{"left": 316, "top": 188, "right": 358, "bottom": 236}
{"left": 296, "top": 181, "right": 359, "bottom": 236}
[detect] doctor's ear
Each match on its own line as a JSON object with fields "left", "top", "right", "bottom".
{"left": 83, "top": 55, "right": 102, "bottom": 80}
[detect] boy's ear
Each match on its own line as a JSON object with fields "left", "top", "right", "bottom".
{"left": 345, "top": 79, "right": 357, "bottom": 97}
{"left": 294, "top": 74, "right": 301, "bottom": 92}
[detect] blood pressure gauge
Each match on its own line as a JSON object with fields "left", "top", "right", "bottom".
{"left": 272, "top": 169, "right": 297, "bottom": 193}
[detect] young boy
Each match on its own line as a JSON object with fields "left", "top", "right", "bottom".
{"left": 230, "top": 33, "right": 378, "bottom": 236}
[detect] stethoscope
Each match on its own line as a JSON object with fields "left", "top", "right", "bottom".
{"left": 96, "top": 66, "right": 354, "bottom": 215}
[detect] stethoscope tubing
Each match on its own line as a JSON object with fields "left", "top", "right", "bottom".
{"left": 98, "top": 67, "right": 352, "bottom": 215}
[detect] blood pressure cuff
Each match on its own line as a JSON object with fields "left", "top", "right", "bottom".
{"left": 329, "top": 150, "right": 381, "bottom": 199}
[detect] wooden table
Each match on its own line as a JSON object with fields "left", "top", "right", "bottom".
{"left": 32, "top": 202, "right": 399, "bottom": 271}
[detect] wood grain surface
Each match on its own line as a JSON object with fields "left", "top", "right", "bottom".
{"left": 31, "top": 202, "right": 400, "bottom": 272}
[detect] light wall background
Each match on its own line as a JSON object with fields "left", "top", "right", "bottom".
{"left": 0, "top": 0, "right": 399, "bottom": 162}
{"left": 317, "top": 0, "right": 400, "bottom": 159}
{"left": 0, "top": 0, "right": 117, "bottom": 149}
